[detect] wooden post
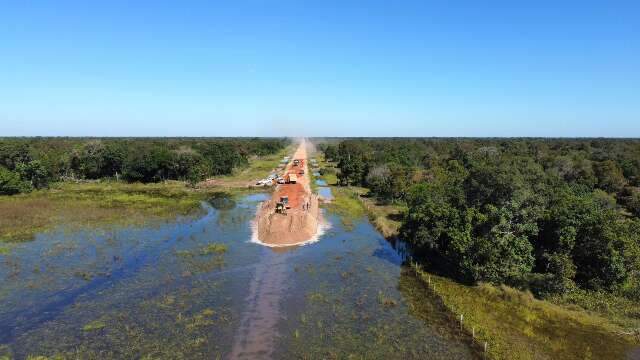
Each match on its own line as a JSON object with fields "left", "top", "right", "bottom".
{"left": 460, "top": 314, "right": 464, "bottom": 330}
{"left": 472, "top": 327, "right": 475, "bottom": 339}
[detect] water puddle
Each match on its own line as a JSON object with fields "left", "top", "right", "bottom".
{"left": 0, "top": 192, "right": 477, "bottom": 359}
{"left": 317, "top": 187, "right": 333, "bottom": 200}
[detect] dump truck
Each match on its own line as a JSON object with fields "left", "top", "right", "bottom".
{"left": 288, "top": 173, "right": 297, "bottom": 184}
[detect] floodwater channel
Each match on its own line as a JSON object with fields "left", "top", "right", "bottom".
{"left": 0, "top": 190, "right": 478, "bottom": 359}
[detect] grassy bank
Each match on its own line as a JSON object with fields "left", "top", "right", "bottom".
{"left": 411, "top": 264, "right": 638, "bottom": 360}
{"left": 0, "top": 181, "right": 210, "bottom": 243}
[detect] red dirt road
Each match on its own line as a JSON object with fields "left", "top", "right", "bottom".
{"left": 274, "top": 141, "right": 311, "bottom": 210}
{"left": 255, "top": 139, "right": 320, "bottom": 246}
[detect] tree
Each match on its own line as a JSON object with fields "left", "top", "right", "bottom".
{"left": 594, "top": 160, "right": 627, "bottom": 193}
{"left": 15, "top": 160, "right": 48, "bottom": 189}
{"left": 336, "top": 141, "right": 368, "bottom": 186}
{"left": 0, "top": 142, "right": 32, "bottom": 170}
{"left": 469, "top": 202, "right": 537, "bottom": 284}
{"left": 0, "top": 166, "right": 30, "bottom": 195}
{"left": 122, "top": 145, "right": 173, "bottom": 183}
{"left": 366, "top": 164, "right": 392, "bottom": 201}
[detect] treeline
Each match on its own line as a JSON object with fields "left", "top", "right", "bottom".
{"left": 321, "top": 138, "right": 640, "bottom": 299}
{"left": 0, "top": 138, "right": 287, "bottom": 194}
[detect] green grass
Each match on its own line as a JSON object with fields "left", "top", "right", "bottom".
{"left": 325, "top": 186, "right": 366, "bottom": 228}
{"left": 211, "top": 145, "right": 293, "bottom": 186}
{"left": 349, "top": 186, "right": 405, "bottom": 238}
{"left": 0, "top": 181, "right": 234, "bottom": 243}
{"left": 0, "top": 244, "right": 11, "bottom": 255}
{"left": 411, "top": 263, "right": 639, "bottom": 360}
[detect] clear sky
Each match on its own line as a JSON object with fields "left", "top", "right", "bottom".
{"left": 1, "top": 1, "right": 638, "bottom": 137}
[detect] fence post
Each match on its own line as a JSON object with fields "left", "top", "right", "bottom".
{"left": 472, "top": 327, "right": 475, "bottom": 339}
{"left": 459, "top": 314, "right": 464, "bottom": 330}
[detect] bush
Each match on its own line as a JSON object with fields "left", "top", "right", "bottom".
{"left": 0, "top": 166, "right": 30, "bottom": 195}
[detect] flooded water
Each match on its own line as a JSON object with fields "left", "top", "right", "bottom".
{"left": 0, "top": 191, "right": 477, "bottom": 359}
{"left": 315, "top": 179, "right": 334, "bottom": 201}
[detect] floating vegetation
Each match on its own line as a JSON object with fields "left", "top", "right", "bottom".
{"left": 201, "top": 243, "right": 228, "bottom": 255}
{"left": 0, "top": 244, "right": 11, "bottom": 255}
{"left": 74, "top": 271, "right": 93, "bottom": 281}
{"left": 182, "top": 308, "right": 217, "bottom": 331}
{"left": 82, "top": 320, "right": 106, "bottom": 332}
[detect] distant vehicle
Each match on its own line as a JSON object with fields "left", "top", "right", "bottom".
{"left": 277, "top": 177, "right": 286, "bottom": 184}
{"left": 288, "top": 174, "right": 297, "bottom": 184}
{"left": 299, "top": 169, "right": 304, "bottom": 175}
{"left": 293, "top": 159, "right": 300, "bottom": 166}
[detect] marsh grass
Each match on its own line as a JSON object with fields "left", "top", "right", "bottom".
{"left": 201, "top": 243, "right": 228, "bottom": 255}
{"left": 175, "top": 243, "right": 227, "bottom": 274}
{"left": 0, "top": 181, "right": 232, "bottom": 243}
{"left": 349, "top": 186, "right": 405, "bottom": 238}
{"left": 325, "top": 187, "right": 366, "bottom": 229}
{"left": 82, "top": 320, "right": 106, "bottom": 332}
{"left": 412, "top": 264, "right": 639, "bottom": 360}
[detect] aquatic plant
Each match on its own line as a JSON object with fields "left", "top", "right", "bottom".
{"left": 82, "top": 320, "right": 106, "bottom": 332}
{"left": 201, "top": 243, "right": 228, "bottom": 255}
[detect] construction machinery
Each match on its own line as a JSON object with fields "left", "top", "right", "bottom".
{"left": 280, "top": 196, "right": 289, "bottom": 208}
{"left": 275, "top": 202, "right": 287, "bottom": 214}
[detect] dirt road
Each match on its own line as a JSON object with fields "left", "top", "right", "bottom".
{"left": 254, "top": 139, "right": 320, "bottom": 246}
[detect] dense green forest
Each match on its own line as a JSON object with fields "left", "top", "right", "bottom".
{"left": 0, "top": 137, "right": 288, "bottom": 194}
{"left": 321, "top": 138, "right": 640, "bottom": 303}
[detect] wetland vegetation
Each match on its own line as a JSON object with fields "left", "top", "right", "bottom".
{"left": 321, "top": 138, "right": 640, "bottom": 358}
{"left": 1, "top": 137, "right": 639, "bottom": 359}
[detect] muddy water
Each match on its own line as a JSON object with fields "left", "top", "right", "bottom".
{"left": 0, "top": 192, "right": 477, "bottom": 359}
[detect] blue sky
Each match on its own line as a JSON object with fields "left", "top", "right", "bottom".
{"left": 1, "top": 1, "right": 638, "bottom": 137}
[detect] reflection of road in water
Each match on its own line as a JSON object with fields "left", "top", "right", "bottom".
{"left": 228, "top": 249, "right": 294, "bottom": 359}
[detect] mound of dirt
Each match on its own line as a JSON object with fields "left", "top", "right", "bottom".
{"left": 255, "top": 139, "right": 321, "bottom": 247}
